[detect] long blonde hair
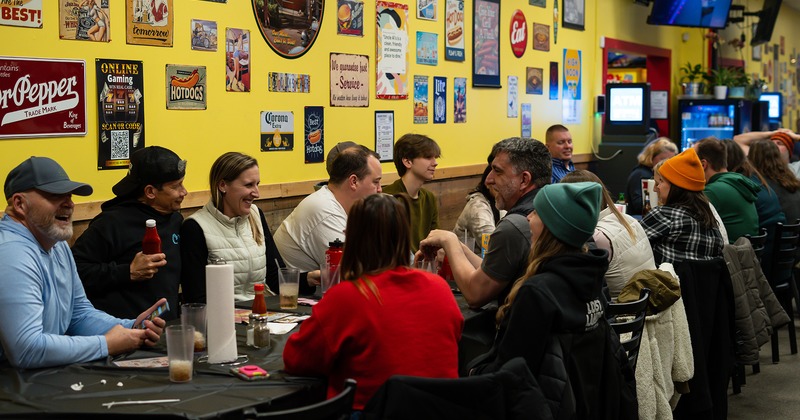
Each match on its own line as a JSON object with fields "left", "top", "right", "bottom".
{"left": 561, "top": 170, "right": 636, "bottom": 241}
{"left": 496, "top": 224, "right": 582, "bottom": 325}
{"left": 638, "top": 138, "right": 678, "bottom": 167}
{"left": 209, "top": 152, "right": 263, "bottom": 245}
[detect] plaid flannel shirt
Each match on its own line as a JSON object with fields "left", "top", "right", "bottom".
{"left": 641, "top": 205, "right": 725, "bottom": 265}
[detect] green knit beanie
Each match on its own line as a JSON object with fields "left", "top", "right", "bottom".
{"left": 533, "top": 182, "right": 602, "bottom": 248}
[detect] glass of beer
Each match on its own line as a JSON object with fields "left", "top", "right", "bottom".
{"left": 166, "top": 325, "right": 195, "bottom": 383}
{"left": 279, "top": 268, "right": 300, "bottom": 309}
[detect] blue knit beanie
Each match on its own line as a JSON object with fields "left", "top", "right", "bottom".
{"left": 533, "top": 182, "right": 602, "bottom": 248}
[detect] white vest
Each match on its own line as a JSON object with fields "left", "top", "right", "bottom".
{"left": 595, "top": 208, "right": 656, "bottom": 298}
{"left": 188, "top": 201, "right": 268, "bottom": 301}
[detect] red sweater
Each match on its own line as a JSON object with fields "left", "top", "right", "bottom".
{"left": 283, "top": 266, "right": 464, "bottom": 409}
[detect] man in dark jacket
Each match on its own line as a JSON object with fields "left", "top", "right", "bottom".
{"left": 71, "top": 146, "right": 187, "bottom": 320}
{"left": 695, "top": 137, "right": 759, "bottom": 242}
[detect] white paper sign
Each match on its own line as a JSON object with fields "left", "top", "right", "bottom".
{"left": 379, "top": 29, "right": 408, "bottom": 74}
{"left": 651, "top": 90, "right": 668, "bottom": 120}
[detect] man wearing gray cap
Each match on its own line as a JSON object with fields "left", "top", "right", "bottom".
{"left": 0, "top": 157, "right": 166, "bottom": 368}
{"left": 72, "top": 146, "right": 188, "bottom": 320}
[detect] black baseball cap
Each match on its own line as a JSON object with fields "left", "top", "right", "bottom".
{"left": 4, "top": 157, "right": 93, "bottom": 199}
{"left": 112, "top": 146, "right": 186, "bottom": 197}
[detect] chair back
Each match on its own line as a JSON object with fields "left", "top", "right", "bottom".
{"left": 769, "top": 220, "right": 800, "bottom": 291}
{"left": 606, "top": 288, "right": 650, "bottom": 372}
{"left": 246, "top": 379, "right": 356, "bottom": 420}
{"left": 745, "top": 228, "right": 768, "bottom": 262}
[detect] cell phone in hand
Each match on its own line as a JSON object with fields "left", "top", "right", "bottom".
{"left": 139, "top": 301, "right": 169, "bottom": 328}
{"left": 231, "top": 365, "right": 270, "bottom": 381}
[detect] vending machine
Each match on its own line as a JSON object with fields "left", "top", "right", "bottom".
{"left": 678, "top": 99, "right": 753, "bottom": 150}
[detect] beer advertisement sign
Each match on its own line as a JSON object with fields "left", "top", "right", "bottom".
{"left": 96, "top": 58, "right": 145, "bottom": 170}
{"left": 165, "top": 65, "right": 206, "bottom": 110}
{"left": 1, "top": 0, "right": 42, "bottom": 28}
{"left": 126, "top": 0, "right": 173, "bottom": 47}
{"left": 0, "top": 56, "right": 87, "bottom": 139}
{"left": 261, "top": 111, "right": 294, "bottom": 152}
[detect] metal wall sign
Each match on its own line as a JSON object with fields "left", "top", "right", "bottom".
{"left": 96, "top": 58, "right": 145, "bottom": 170}
{"left": 0, "top": 57, "right": 87, "bottom": 139}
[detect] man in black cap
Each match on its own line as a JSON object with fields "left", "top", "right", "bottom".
{"left": 0, "top": 157, "right": 166, "bottom": 368}
{"left": 72, "top": 146, "right": 187, "bottom": 320}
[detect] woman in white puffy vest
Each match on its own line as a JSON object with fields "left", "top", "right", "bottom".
{"left": 180, "top": 152, "right": 319, "bottom": 302}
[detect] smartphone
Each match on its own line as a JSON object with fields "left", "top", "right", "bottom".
{"left": 139, "top": 301, "right": 170, "bottom": 328}
{"left": 231, "top": 365, "right": 270, "bottom": 381}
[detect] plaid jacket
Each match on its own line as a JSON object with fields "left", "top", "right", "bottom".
{"left": 641, "top": 205, "right": 725, "bottom": 265}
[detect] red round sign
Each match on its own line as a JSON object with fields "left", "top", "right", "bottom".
{"left": 510, "top": 10, "right": 527, "bottom": 58}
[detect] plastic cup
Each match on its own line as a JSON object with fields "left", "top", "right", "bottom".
{"left": 279, "top": 268, "right": 300, "bottom": 309}
{"left": 166, "top": 325, "right": 195, "bottom": 383}
{"left": 181, "top": 303, "right": 206, "bottom": 352}
{"left": 320, "top": 262, "right": 341, "bottom": 295}
{"left": 462, "top": 235, "right": 476, "bottom": 254}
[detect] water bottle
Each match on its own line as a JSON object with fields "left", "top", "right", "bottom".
{"left": 325, "top": 239, "right": 344, "bottom": 277}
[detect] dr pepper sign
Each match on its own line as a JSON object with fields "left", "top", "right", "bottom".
{"left": 509, "top": 10, "right": 527, "bottom": 59}
{"left": 0, "top": 57, "right": 87, "bottom": 139}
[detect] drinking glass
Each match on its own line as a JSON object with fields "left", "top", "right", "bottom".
{"left": 279, "top": 268, "right": 300, "bottom": 309}
{"left": 166, "top": 325, "right": 195, "bottom": 383}
{"left": 181, "top": 303, "right": 206, "bottom": 352}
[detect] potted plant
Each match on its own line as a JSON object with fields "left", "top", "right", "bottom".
{"left": 746, "top": 76, "right": 765, "bottom": 100}
{"left": 728, "top": 67, "right": 749, "bottom": 98}
{"left": 680, "top": 62, "right": 706, "bottom": 97}
{"left": 706, "top": 66, "right": 735, "bottom": 99}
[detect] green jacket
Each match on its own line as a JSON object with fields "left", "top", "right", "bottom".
{"left": 705, "top": 172, "right": 760, "bottom": 243}
{"left": 382, "top": 179, "right": 438, "bottom": 252}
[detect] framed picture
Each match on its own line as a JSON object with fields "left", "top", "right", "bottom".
{"left": 250, "top": 0, "right": 324, "bottom": 59}
{"left": 562, "top": 0, "right": 584, "bottom": 31}
{"left": 472, "top": 0, "right": 500, "bottom": 88}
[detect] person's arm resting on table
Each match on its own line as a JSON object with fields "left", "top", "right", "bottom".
{"left": 419, "top": 230, "right": 506, "bottom": 308}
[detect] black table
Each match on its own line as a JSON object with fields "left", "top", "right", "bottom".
{"left": 0, "top": 298, "right": 323, "bottom": 419}
{"left": 0, "top": 293, "right": 495, "bottom": 418}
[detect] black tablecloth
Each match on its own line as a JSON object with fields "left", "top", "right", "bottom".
{"left": 0, "top": 292, "right": 495, "bottom": 418}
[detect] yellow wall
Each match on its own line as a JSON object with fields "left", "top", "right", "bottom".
{"left": 1, "top": 0, "right": 799, "bottom": 204}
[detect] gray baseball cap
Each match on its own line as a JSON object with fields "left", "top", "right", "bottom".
{"left": 4, "top": 157, "right": 93, "bottom": 199}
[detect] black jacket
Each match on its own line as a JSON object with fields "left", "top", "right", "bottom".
{"left": 470, "top": 249, "right": 637, "bottom": 419}
{"left": 71, "top": 198, "right": 183, "bottom": 320}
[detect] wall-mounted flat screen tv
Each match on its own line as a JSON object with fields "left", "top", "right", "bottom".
{"left": 751, "top": 0, "right": 782, "bottom": 46}
{"left": 647, "top": 0, "right": 733, "bottom": 29}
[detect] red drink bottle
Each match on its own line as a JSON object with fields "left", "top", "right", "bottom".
{"left": 142, "top": 219, "right": 161, "bottom": 254}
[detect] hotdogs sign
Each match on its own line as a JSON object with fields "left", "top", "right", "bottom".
{"left": 165, "top": 65, "right": 206, "bottom": 110}
{"left": 0, "top": 57, "right": 87, "bottom": 139}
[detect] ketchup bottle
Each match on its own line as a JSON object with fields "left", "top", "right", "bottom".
{"left": 252, "top": 283, "right": 267, "bottom": 315}
{"left": 142, "top": 219, "right": 161, "bottom": 254}
{"left": 326, "top": 239, "right": 344, "bottom": 276}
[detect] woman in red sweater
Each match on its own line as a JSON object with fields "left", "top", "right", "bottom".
{"left": 282, "top": 194, "right": 464, "bottom": 409}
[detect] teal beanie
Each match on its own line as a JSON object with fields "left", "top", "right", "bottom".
{"left": 533, "top": 182, "right": 602, "bottom": 248}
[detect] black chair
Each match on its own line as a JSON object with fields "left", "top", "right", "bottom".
{"left": 244, "top": 379, "right": 356, "bottom": 420}
{"left": 744, "top": 228, "right": 768, "bottom": 375}
{"left": 745, "top": 228, "right": 768, "bottom": 262}
{"left": 606, "top": 288, "right": 650, "bottom": 373}
{"left": 767, "top": 221, "right": 800, "bottom": 363}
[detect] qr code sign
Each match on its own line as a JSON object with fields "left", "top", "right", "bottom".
{"left": 111, "top": 130, "right": 130, "bottom": 160}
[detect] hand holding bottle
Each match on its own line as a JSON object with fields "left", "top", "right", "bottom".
{"left": 130, "top": 251, "right": 167, "bottom": 281}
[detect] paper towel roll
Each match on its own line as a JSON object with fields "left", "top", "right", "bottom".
{"left": 206, "top": 264, "right": 238, "bottom": 363}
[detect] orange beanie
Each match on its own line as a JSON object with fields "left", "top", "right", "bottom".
{"left": 658, "top": 148, "right": 706, "bottom": 192}
{"left": 771, "top": 132, "right": 794, "bottom": 157}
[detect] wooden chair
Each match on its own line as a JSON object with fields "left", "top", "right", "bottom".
{"left": 767, "top": 221, "right": 800, "bottom": 363}
{"left": 244, "top": 379, "right": 356, "bottom": 420}
{"left": 606, "top": 288, "right": 651, "bottom": 373}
